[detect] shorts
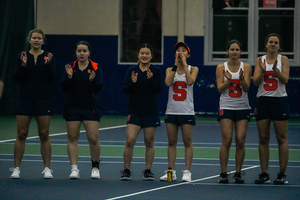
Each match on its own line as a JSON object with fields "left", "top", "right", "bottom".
{"left": 15, "top": 98, "right": 53, "bottom": 115}
{"left": 255, "top": 96, "right": 290, "bottom": 121}
{"left": 63, "top": 107, "right": 101, "bottom": 122}
{"left": 164, "top": 114, "right": 196, "bottom": 125}
{"left": 217, "top": 109, "right": 251, "bottom": 122}
{"left": 127, "top": 114, "right": 161, "bottom": 128}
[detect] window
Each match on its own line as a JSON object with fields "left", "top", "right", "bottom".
{"left": 120, "top": 0, "right": 162, "bottom": 64}
{"left": 205, "top": 0, "right": 299, "bottom": 66}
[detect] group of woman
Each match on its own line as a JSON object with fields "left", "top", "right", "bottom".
{"left": 9, "top": 29, "right": 290, "bottom": 185}
{"left": 216, "top": 33, "right": 290, "bottom": 185}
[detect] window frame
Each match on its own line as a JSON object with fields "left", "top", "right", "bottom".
{"left": 118, "top": 0, "right": 163, "bottom": 65}
{"left": 204, "top": 0, "right": 300, "bottom": 66}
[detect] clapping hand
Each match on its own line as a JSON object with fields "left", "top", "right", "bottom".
{"left": 131, "top": 71, "right": 138, "bottom": 83}
{"left": 65, "top": 64, "right": 73, "bottom": 79}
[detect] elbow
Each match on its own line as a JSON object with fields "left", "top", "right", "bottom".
{"left": 282, "top": 80, "right": 288, "bottom": 85}
{"left": 165, "top": 81, "right": 172, "bottom": 87}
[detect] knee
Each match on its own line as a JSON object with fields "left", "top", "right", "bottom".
{"left": 168, "top": 138, "right": 177, "bottom": 147}
{"left": 89, "top": 137, "right": 99, "bottom": 146}
{"left": 222, "top": 138, "right": 232, "bottom": 149}
{"left": 259, "top": 136, "right": 270, "bottom": 145}
{"left": 235, "top": 139, "right": 245, "bottom": 150}
{"left": 144, "top": 140, "right": 154, "bottom": 148}
{"left": 17, "top": 130, "right": 28, "bottom": 141}
{"left": 183, "top": 138, "right": 192, "bottom": 147}
{"left": 39, "top": 130, "right": 49, "bottom": 142}
{"left": 276, "top": 135, "right": 287, "bottom": 146}
{"left": 125, "top": 139, "right": 135, "bottom": 148}
{"left": 68, "top": 134, "right": 78, "bottom": 143}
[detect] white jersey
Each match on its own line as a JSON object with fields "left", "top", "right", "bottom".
{"left": 256, "top": 54, "right": 287, "bottom": 97}
{"left": 165, "top": 65, "right": 195, "bottom": 115}
{"left": 219, "top": 61, "right": 251, "bottom": 110}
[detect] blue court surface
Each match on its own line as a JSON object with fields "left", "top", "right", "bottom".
{"left": 0, "top": 121, "right": 299, "bottom": 200}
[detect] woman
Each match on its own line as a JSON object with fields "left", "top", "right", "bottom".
{"left": 61, "top": 41, "right": 103, "bottom": 179}
{"left": 160, "top": 42, "right": 198, "bottom": 182}
{"left": 253, "top": 33, "right": 290, "bottom": 185}
{"left": 121, "top": 43, "right": 162, "bottom": 181}
{"left": 215, "top": 39, "right": 252, "bottom": 183}
{"left": 10, "top": 28, "right": 55, "bottom": 179}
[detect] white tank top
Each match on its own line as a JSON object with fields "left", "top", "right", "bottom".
{"left": 219, "top": 61, "right": 251, "bottom": 110}
{"left": 165, "top": 65, "right": 195, "bottom": 115}
{"left": 256, "top": 54, "right": 287, "bottom": 97}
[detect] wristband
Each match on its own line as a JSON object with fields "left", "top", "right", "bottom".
{"left": 275, "top": 70, "right": 280, "bottom": 76}
{"left": 171, "top": 65, "right": 177, "bottom": 72}
{"left": 240, "top": 76, "right": 244, "bottom": 81}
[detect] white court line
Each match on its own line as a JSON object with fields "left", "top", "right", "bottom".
{"left": 105, "top": 165, "right": 260, "bottom": 200}
{"left": 1, "top": 158, "right": 298, "bottom": 168}
{"left": 0, "top": 124, "right": 127, "bottom": 143}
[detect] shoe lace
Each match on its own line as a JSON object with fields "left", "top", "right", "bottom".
{"left": 120, "top": 169, "right": 131, "bottom": 176}
{"left": 258, "top": 172, "right": 268, "bottom": 179}
{"left": 92, "top": 167, "right": 99, "bottom": 173}
{"left": 143, "top": 170, "right": 153, "bottom": 177}
{"left": 42, "top": 167, "right": 53, "bottom": 174}
{"left": 220, "top": 172, "right": 231, "bottom": 178}
{"left": 235, "top": 171, "right": 245, "bottom": 177}
{"left": 182, "top": 170, "right": 191, "bottom": 176}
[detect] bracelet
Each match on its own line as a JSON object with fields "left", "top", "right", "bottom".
{"left": 240, "top": 76, "right": 244, "bottom": 81}
{"left": 275, "top": 70, "right": 280, "bottom": 76}
{"left": 171, "top": 65, "right": 177, "bottom": 72}
{"left": 261, "top": 69, "right": 265, "bottom": 74}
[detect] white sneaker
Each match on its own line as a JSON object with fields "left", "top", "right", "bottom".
{"left": 91, "top": 167, "right": 100, "bottom": 179}
{"left": 69, "top": 169, "right": 80, "bottom": 179}
{"left": 42, "top": 167, "right": 54, "bottom": 179}
{"left": 160, "top": 170, "right": 177, "bottom": 181}
{"left": 182, "top": 170, "right": 192, "bottom": 182}
{"left": 10, "top": 167, "right": 20, "bottom": 179}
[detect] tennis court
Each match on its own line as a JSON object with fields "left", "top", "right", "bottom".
{"left": 0, "top": 115, "right": 299, "bottom": 199}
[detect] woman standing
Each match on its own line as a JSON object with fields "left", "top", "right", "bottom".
{"left": 10, "top": 29, "right": 55, "bottom": 179}
{"left": 121, "top": 43, "right": 162, "bottom": 181}
{"left": 61, "top": 41, "right": 103, "bottom": 179}
{"left": 253, "top": 33, "right": 290, "bottom": 185}
{"left": 216, "top": 39, "right": 252, "bottom": 183}
{"left": 160, "top": 42, "right": 198, "bottom": 182}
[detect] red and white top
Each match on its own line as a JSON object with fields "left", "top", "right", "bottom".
{"left": 257, "top": 54, "right": 287, "bottom": 97}
{"left": 166, "top": 65, "right": 195, "bottom": 115}
{"left": 219, "top": 61, "right": 251, "bottom": 110}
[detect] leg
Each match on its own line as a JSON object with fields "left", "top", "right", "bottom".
{"left": 180, "top": 124, "right": 194, "bottom": 171}
{"left": 273, "top": 120, "right": 289, "bottom": 174}
{"left": 143, "top": 127, "right": 157, "bottom": 170}
{"left": 166, "top": 123, "right": 179, "bottom": 169}
{"left": 234, "top": 120, "right": 248, "bottom": 172}
{"left": 219, "top": 119, "right": 234, "bottom": 173}
{"left": 83, "top": 121, "right": 100, "bottom": 162}
{"left": 256, "top": 119, "right": 271, "bottom": 173}
{"left": 35, "top": 115, "right": 52, "bottom": 167}
{"left": 123, "top": 124, "right": 141, "bottom": 169}
{"left": 66, "top": 121, "right": 81, "bottom": 165}
{"left": 14, "top": 115, "right": 32, "bottom": 167}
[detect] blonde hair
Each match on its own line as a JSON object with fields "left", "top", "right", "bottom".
{"left": 27, "top": 28, "right": 45, "bottom": 41}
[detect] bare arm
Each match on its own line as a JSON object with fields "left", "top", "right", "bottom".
{"left": 216, "top": 64, "right": 231, "bottom": 93}
{"left": 240, "top": 64, "right": 252, "bottom": 92}
{"left": 273, "top": 56, "right": 289, "bottom": 85}
{"left": 253, "top": 57, "right": 265, "bottom": 86}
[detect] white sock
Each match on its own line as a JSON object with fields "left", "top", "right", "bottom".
{"left": 71, "top": 164, "right": 78, "bottom": 170}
